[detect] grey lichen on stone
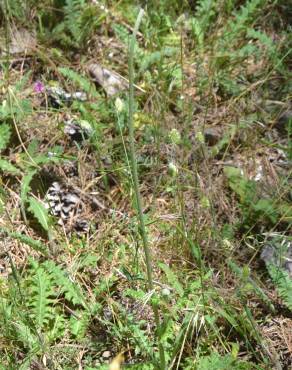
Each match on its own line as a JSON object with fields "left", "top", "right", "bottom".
{"left": 261, "top": 233, "right": 292, "bottom": 278}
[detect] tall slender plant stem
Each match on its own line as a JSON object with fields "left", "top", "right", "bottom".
{"left": 128, "top": 8, "right": 166, "bottom": 370}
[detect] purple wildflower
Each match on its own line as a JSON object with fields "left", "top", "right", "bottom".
{"left": 34, "top": 80, "right": 45, "bottom": 93}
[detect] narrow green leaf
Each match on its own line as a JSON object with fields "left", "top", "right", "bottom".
{"left": 21, "top": 170, "right": 37, "bottom": 205}
{"left": 0, "top": 227, "right": 48, "bottom": 255}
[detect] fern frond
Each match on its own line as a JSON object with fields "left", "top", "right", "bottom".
{"left": 197, "top": 352, "right": 262, "bottom": 370}
{"left": 231, "top": 0, "right": 266, "bottom": 29}
{"left": 58, "top": 67, "right": 97, "bottom": 95}
{"left": 0, "top": 123, "right": 11, "bottom": 151}
{"left": 64, "top": 0, "right": 86, "bottom": 45}
{"left": 247, "top": 29, "right": 282, "bottom": 68}
{"left": 27, "top": 259, "right": 55, "bottom": 328}
{"left": 139, "top": 47, "right": 178, "bottom": 73}
{"left": 70, "top": 310, "right": 89, "bottom": 339}
{"left": 220, "top": 0, "right": 266, "bottom": 48}
{"left": 44, "top": 260, "right": 86, "bottom": 307}
{"left": 194, "top": 0, "right": 216, "bottom": 34}
{"left": 266, "top": 264, "right": 292, "bottom": 311}
{"left": 47, "top": 313, "right": 66, "bottom": 342}
{"left": 13, "top": 321, "right": 39, "bottom": 351}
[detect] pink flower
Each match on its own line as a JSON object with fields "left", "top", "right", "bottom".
{"left": 34, "top": 80, "right": 45, "bottom": 93}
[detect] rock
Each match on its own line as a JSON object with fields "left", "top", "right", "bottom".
{"left": 204, "top": 127, "right": 221, "bottom": 146}
{"left": 274, "top": 110, "right": 292, "bottom": 136}
{"left": 88, "top": 63, "right": 127, "bottom": 96}
{"left": 74, "top": 219, "right": 89, "bottom": 233}
{"left": 102, "top": 350, "right": 111, "bottom": 359}
{"left": 46, "top": 85, "right": 87, "bottom": 108}
{"left": 103, "top": 306, "right": 113, "bottom": 321}
{"left": 64, "top": 118, "right": 93, "bottom": 142}
{"left": 7, "top": 27, "right": 36, "bottom": 55}
{"left": 44, "top": 182, "right": 90, "bottom": 233}
{"left": 261, "top": 234, "right": 292, "bottom": 278}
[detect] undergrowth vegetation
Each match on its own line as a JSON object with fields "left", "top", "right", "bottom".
{"left": 0, "top": 0, "right": 291, "bottom": 369}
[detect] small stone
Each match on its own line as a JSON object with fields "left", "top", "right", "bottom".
{"left": 102, "top": 350, "right": 111, "bottom": 359}
{"left": 261, "top": 235, "right": 292, "bottom": 278}
{"left": 103, "top": 306, "right": 113, "bottom": 321}
{"left": 71, "top": 91, "right": 87, "bottom": 101}
{"left": 64, "top": 118, "right": 93, "bottom": 142}
{"left": 62, "top": 193, "right": 80, "bottom": 205}
{"left": 51, "top": 182, "right": 61, "bottom": 192}
{"left": 260, "top": 245, "right": 275, "bottom": 264}
{"left": 204, "top": 127, "right": 221, "bottom": 146}
{"left": 285, "top": 261, "right": 292, "bottom": 276}
{"left": 75, "top": 220, "right": 89, "bottom": 233}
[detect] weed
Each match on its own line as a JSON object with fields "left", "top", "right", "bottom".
{"left": 0, "top": 0, "right": 291, "bottom": 369}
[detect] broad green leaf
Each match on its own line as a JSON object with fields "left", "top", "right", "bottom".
{"left": 223, "top": 166, "right": 242, "bottom": 182}
{"left": 27, "top": 139, "right": 39, "bottom": 157}
{"left": 0, "top": 123, "right": 11, "bottom": 151}
{"left": 252, "top": 199, "right": 278, "bottom": 223}
{"left": 214, "top": 307, "right": 239, "bottom": 331}
{"left": 159, "top": 263, "right": 184, "bottom": 296}
{"left": 28, "top": 197, "right": 50, "bottom": 231}
{"left": 0, "top": 158, "right": 20, "bottom": 174}
{"left": 276, "top": 202, "right": 292, "bottom": 223}
{"left": 224, "top": 166, "right": 256, "bottom": 204}
{"left": 70, "top": 312, "right": 89, "bottom": 338}
{"left": 47, "top": 313, "right": 65, "bottom": 342}
{"left": 0, "top": 100, "right": 12, "bottom": 119}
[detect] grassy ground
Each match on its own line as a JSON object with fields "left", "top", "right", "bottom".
{"left": 0, "top": 1, "right": 291, "bottom": 369}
